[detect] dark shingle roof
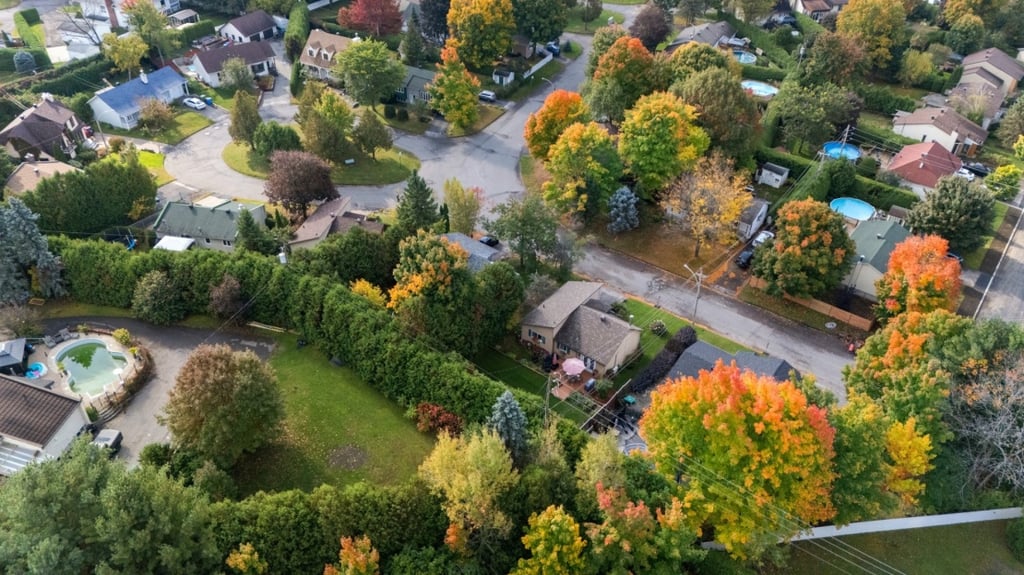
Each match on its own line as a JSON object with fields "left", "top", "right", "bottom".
{"left": 224, "top": 10, "right": 276, "bottom": 37}
{"left": 667, "top": 341, "right": 798, "bottom": 382}
{"left": 556, "top": 305, "right": 640, "bottom": 367}
{"left": 0, "top": 98, "right": 77, "bottom": 155}
{"left": 522, "top": 281, "right": 603, "bottom": 328}
{"left": 195, "top": 41, "right": 276, "bottom": 74}
{"left": 849, "top": 219, "right": 911, "bottom": 271}
{"left": 0, "top": 375, "right": 81, "bottom": 446}
{"left": 962, "top": 48, "right": 1024, "bottom": 82}
{"left": 93, "top": 67, "right": 187, "bottom": 114}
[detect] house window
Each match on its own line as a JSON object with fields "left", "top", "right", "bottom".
{"left": 204, "top": 238, "right": 211, "bottom": 244}
{"left": 527, "top": 329, "right": 546, "bottom": 345}
{"left": 582, "top": 356, "right": 596, "bottom": 371}
{"left": 557, "top": 342, "right": 570, "bottom": 354}
{"left": 223, "top": 240, "right": 232, "bottom": 246}
{"left": 308, "top": 47, "right": 316, "bottom": 56}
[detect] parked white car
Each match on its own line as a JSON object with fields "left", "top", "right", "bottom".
{"left": 955, "top": 167, "right": 976, "bottom": 182}
{"left": 752, "top": 230, "right": 775, "bottom": 247}
{"left": 183, "top": 97, "right": 207, "bottom": 110}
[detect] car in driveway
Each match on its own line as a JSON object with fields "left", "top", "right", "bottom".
{"left": 735, "top": 249, "right": 755, "bottom": 269}
{"left": 479, "top": 235, "right": 500, "bottom": 247}
{"left": 956, "top": 167, "right": 976, "bottom": 182}
{"left": 963, "top": 162, "right": 992, "bottom": 178}
{"left": 92, "top": 429, "right": 123, "bottom": 457}
{"left": 545, "top": 41, "right": 561, "bottom": 56}
{"left": 752, "top": 230, "right": 774, "bottom": 247}
{"left": 183, "top": 97, "right": 207, "bottom": 110}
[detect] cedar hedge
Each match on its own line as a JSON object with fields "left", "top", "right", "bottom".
{"left": 0, "top": 48, "right": 50, "bottom": 72}
{"left": 180, "top": 21, "right": 217, "bottom": 46}
{"left": 629, "top": 326, "right": 697, "bottom": 393}
{"left": 740, "top": 64, "right": 788, "bottom": 82}
{"left": 29, "top": 56, "right": 112, "bottom": 95}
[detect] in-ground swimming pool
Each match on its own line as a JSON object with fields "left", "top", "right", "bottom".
{"left": 741, "top": 80, "right": 779, "bottom": 98}
{"left": 733, "top": 50, "right": 757, "bottom": 64}
{"left": 830, "top": 197, "right": 876, "bottom": 221}
{"left": 56, "top": 339, "right": 127, "bottom": 398}
{"left": 25, "top": 362, "right": 47, "bottom": 379}
{"left": 822, "top": 141, "right": 861, "bottom": 161}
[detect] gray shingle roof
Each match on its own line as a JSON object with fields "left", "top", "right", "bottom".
{"left": 0, "top": 375, "right": 81, "bottom": 446}
{"left": 667, "top": 341, "right": 798, "bottom": 382}
{"left": 556, "top": 305, "right": 641, "bottom": 366}
{"left": 0, "top": 98, "right": 77, "bottom": 156}
{"left": 441, "top": 232, "right": 500, "bottom": 272}
{"left": 522, "top": 281, "right": 603, "bottom": 328}
{"left": 0, "top": 339, "right": 27, "bottom": 370}
{"left": 224, "top": 10, "right": 276, "bottom": 37}
{"left": 962, "top": 48, "right": 1024, "bottom": 82}
{"left": 93, "top": 67, "right": 187, "bottom": 114}
{"left": 195, "top": 41, "right": 275, "bottom": 74}
{"left": 850, "top": 219, "right": 911, "bottom": 271}
{"left": 153, "top": 200, "right": 265, "bottom": 242}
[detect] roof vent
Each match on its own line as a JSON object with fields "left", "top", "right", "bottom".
{"left": 600, "top": 315, "right": 607, "bottom": 322}
{"left": 876, "top": 233, "right": 883, "bottom": 240}
{"left": 139, "top": 70, "right": 148, "bottom": 84}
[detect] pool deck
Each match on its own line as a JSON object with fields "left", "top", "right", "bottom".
{"left": 26, "top": 333, "right": 138, "bottom": 407}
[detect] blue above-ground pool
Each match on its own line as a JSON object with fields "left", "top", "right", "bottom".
{"left": 733, "top": 50, "right": 757, "bottom": 64}
{"left": 741, "top": 80, "right": 779, "bottom": 98}
{"left": 822, "top": 141, "right": 861, "bottom": 161}
{"left": 830, "top": 197, "right": 876, "bottom": 222}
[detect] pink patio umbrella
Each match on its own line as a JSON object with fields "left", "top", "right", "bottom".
{"left": 562, "top": 357, "right": 586, "bottom": 376}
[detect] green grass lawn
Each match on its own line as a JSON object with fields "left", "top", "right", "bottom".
{"left": 188, "top": 79, "right": 240, "bottom": 111}
{"left": 565, "top": 8, "right": 624, "bottom": 34}
{"left": 374, "top": 106, "right": 432, "bottom": 135}
{"left": 222, "top": 142, "right": 420, "bottom": 185}
{"left": 472, "top": 351, "right": 587, "bottom": 423}
{"left": 783, "top": 520, "right": 1024, "bottom": 575}
{"left": 233, "top": 334, "right": 435, "bottom": 495}
{"left": 37, "top": 300, "right": 133, "bottom": 319}
{"left": 963, "top": 201, "right": 1011, "bottom": 270}
{"left": 103, "top": 110, "right": 213, "bottom": 145}
{"left": 0, "top": 0, "right": 22, "bottom": 9}
{"left": 519, "top": 154, "right": 548, "bottom": 195}
{"left": 136, "top": 150, "right": 174, "bottom": 186}
{"left": 739, "top": 286, "right": 870, "bottom": 339}
{"left": 448, "top": 104, "right": 505, "bottom": 136}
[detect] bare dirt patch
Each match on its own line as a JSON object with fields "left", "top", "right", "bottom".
{"left": 328, "top": 444, "right": 369, "bottom": 470}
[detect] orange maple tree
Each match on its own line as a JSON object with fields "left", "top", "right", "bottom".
{"left": 639, "top": 361, "right": 836, "bottom": 559}
{"left": 875, "top": 234, "right": 962, "bottom": 323}
{"left": 592, "top": 36, "right": 658, "bottom": 111}
{"left": 523, "top": 89, "right": 591, "bottom": 161}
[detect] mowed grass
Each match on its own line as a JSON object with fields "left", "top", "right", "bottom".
{"left": 782, "top": 520, "right": 1024, "bottom": 575}
{"left": 136, "top": 150, "right": 174, "bottom": 186}
{"left": 37, "top": 300, "right": 133, "bottom": 319}
{"left": 103, "top": 110, "right": 213, "bottom": 145}
{"left": 472, "top": 351, "right": 586, "bottom": 423}
{"left": 233, "top": 334, "right": 435, "bottom": 495}
{"left": 565, "top": 8, "right": 624, "bottom": 33}
{"left": 963, "top": 201, "right": 1010, "bottom": 270}
{"left": 739, "top": 286, "right": 870, "bottom": 339}
{"left": 448, "top": 104, "right": 505, "bottom": 136}
{"left": 222, "top": 142, "right": 420, "bottom": 185}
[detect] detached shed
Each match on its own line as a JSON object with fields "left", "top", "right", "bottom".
{"left": 757, "top": 162, "right": 790, "bottom": 188}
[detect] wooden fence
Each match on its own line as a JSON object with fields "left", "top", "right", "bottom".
{"left": 748, "top": 277, "right": 874, "bottom": 331}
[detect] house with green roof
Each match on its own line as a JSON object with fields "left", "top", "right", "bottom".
{"left": 842, "top": 219, "right": 911, "bottom": 300}
{"left": 153, "top": 197, "right": 266, "bottom": 252}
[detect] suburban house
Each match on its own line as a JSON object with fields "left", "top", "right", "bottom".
{"left": 0, "top": 96, "right": 85, "bottom": 160}
{"left": 521, "top": 281, "right": 641, "bottom": 377}
{"left": 153, "top": 196, "right": 267, "bottom": 252}
{"left": 3, "top": 160, "right": 80, "bottom": 199}
{"left": 756, "top": 162, "right": 789, "bottom": 188}
{"left": 0, "top": 338, "right": 28, "bottom": 376}
{"left": 667, "top": 341, "right": 799, "bottom": 382}
{"left": 192, "top": 41, "right": 276, "bottom": 88}
{"left": 738, "top": 198, "right": 769, "bottom": 242}
{"left": 288, "top": 196, "right": 384, "bottom": 251}
{"left": 218, "top": 10, "right": 277, "bottom": 44}
{"left": 886, "top": 141, "right": 962, "bottom": 196}
{"left": 664, "top": 21, "right": 735, "bottom": 53}
{"left": 395, "top": 66, "right": 435, "bottom": 104}
{"left": 843, "top": 219, "right": 912, "bottom": 300}
{"left": 961, "top": 48, "right": 1024, "bottom": 99}
{"left": 948, "top": 81, "right": 1002, "bottom": 129}
{"left": 89, "top": 67, "right": 189, "bottom": 130}
{"left": 441, "top": 232, "right": 501, "bottom": 272}
{"left": 790, "top": 0, "right": 848, "bottom": 20}
{"left": 154, "top": 0, "right": 181, "bottom": 14}
{"left": 298, "top": 29, "right": 351, "bottom": 81}
{"left": 0, "top": 374, "right": 89, "bottom": 476}
{"left": 892, "top": 106, "right": 987, "bottom": 156}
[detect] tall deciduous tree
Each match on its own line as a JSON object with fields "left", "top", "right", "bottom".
{"left": 222, "top": 57, "right": 256, "bottom": 93}
{"left": 661, "top": 151, "right": 751, "bottom": 257}
{"left": 265, "top": 150, "right": 338, "bottom": 216}
{"left": 753, "top": 198, "right": 855, "bottom": 298}
{"left": 229, "top": 90, "right": 261, "bottom": 147}
{"left": 885, "top": 417, "right": 935, "bottom": 510}
{"left": 474, "top": 261, "right": 525, "bottom": 346}
{"left": 335, "top": 39, "right": 406, "bottom": 108}
{"left": 513, "top": 0, "right": 568, "bottom": 55}
{"left": 618, "top": 91, "right": 709, "bottom": 195}
{"left": 586, "top": 25, "right": 626, "bottom": 77}
{"left": 898, "top": 49, "right": 933, "bottom": 87}
{"left": 829, "top": 395, "right": 898, "bottom": 524}
{"left": 101, "top": 33, "right": 147, "bottom": 79}
{"left": 836, "top": 0, "right": 906, "bottom": 71}
{"left": 524, "top": 89, "right": 591, "bottom": 160}
{"left": 303, "top": 90, "right": 356, "bottom": 164}
{"left": 443, "top": 178, "right": 482, "bottom": 234}
{"left": 874, "top": 234, "right": 962, "bottom": 323}
{"left": 512, "top": 505, "right": 587, "bottom": 575}
{"left": 629, "top": 3, "right": 671, "bottom": 51}
{"left": 124, "top": 0, "right": 179, "bottom": 62}
{"left": 906, "top": 176, "right": 995, "bottom": 254}
{"left": 640, "top": 361, "right": 836, "bottom": 559}
{"left": 485, "top": 194, "right": 559, "bottom": 273}
{"left": 947, "top": 13, "right": 986, "bottom": 54}
{"left": 324, "top": 535, "right": 381, "bottom": 575}
{"left": 160, "top": 344, "right": 284, "bottom": 467}
{"left": 420, "top": 0, "right": 451, "bottom": 43}
{"left": 573, "top": 433, "right": 627, "bottom": 520}
{"left": 353, "top": 108, "right": 393, "bottom": 160}
{"left": 395, "top": 170, "right": 440, "bottom": 235}
{"left": 338, "top": 0, "right": 403, "bottom": 37}
{"left": 666, "top": 42, "right": 733, "bottom": 87}
{"left": 773, "top": 81, "right": 855, "bottom": 154}
{"left": 447, "top": 0, "right": 516, "bottom": 69}
{"left": 801, "top": 31, "right": 865, "bottom": 86}
{"left": 985, "top": 164, "right": 1022, "bottom": 201}
{"left": 579, "top": 0, "right": 604, "bottom": 30}
{"left": 590, "top": 36, "right": 658, "bottom": 118}
{"left": 543, "top": 121, "right": 622, "bottom": 219}
{"left": 673, "top": 67, "right": 759, "bottom": 159}
{"left": 0, "top": 199, "right": 64, "bottom": 305}
{"left": 428, "top": 42, "right": 481, "bottom": 130}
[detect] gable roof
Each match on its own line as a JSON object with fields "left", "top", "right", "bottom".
{"left": 4, "top": 161, "right": 80, "bottom": 197}
{"left": 962, "top": 48, "right": 1024, "bottom": 82}
{"left": 962, "top": 66, "right": 1004, "bottom": 91}
{"left": 289, "top": 196, "right": 385, "bottom": 247}
{"left": 0, "top": 374, "right": 81, "bottom": 446}
{"left": 223, "top": 10, "right": 276, "bottom": 37}
{"left": 893, "top": 106, "right": 987, "bottom": 145}
{"left": 801, "top": 0, "right": 832, "bottom": 12}
{"left": 522, "top": 281, "right": 603, "bottom": 328}
{"left": 673, "top": 21, "right": 735, "bottom": 46}
{"left": 442, "top": 232, "right": 500, "bottom": 272}
{"left": 667, "top": 341, "right": 798, "bottom": 382}
{"left": 195, "top": 41, "right": 276, "bottom": 75}
{"left": 949, "top": 81, "right": 1002, "bottom": 120}
{"left": 299, "top": 29, "right": 352, "bottom": 70}
{"left": 92, "top": 67, "right": 187, "bottom": 114}
{"left": 887, "top": 141, "right": 962, "bottom": 188}
{"left": 850, "top": 219, "right": 911, "bottom": 271}
{"left": 400, "top": 65, "right": 436, "bottom": 94}
{"left": 556, "top": 305, "right": 641, "bottom": 367}
{"left": 0, "top": 98, "right": 77, "bottom": 156}
{"left": 740, "top": 198, "right": 769, "bottom": 226}
{"left": 0, "top": 339, "right": 27, "bottom": 370}
{"left": 153, "top": 199, "right": 265, "bottom": 241}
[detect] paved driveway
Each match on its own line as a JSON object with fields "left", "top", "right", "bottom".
{"left": 44, "top": 317, "right": 275, "bottom": 466}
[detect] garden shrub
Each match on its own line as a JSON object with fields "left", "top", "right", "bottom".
{"left": 856, "top": 156, "right": 879, "bottom": 178}
{"left": 384, "top": 105, "right": 397, "bottom": 118}
{"left": 740, "top": 64, "right": 788, "bottom": 82}
{"left": 649, "top": 319, "right": 667, "bottom": 336}
{"left": 0, "top": 47, "right": 50, "bottom": 72}
{"left": 179, "top": 21, "right": 216, "bottom": 46}
{"left": 112, "top": 327, "right": 131, "bottom": 345}
{"left": 664, "top": 325, "right": 698, "bottom": 354}
{"left": 721, "top": 13, "right": 795, "bottom": 68}
{"left": 131, "top": 270, "right": 186, "bottom": 325}
{"left": 1009, "top": 519, "right": 1024, "bottom": 562}
{"left": 414, "top": 402, "right": 464, "bottom": 436}
{"left": 396, "top": 108, "right": 409, "bottom": 121}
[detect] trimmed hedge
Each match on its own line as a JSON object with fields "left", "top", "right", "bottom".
{"left": 854, "top": 177, "right": 919, "bottom": 210}
{"left": 284, "top": 2, "right": 310, "bottom": 61}
{"left": 180, "top": 21, "right": 217, "bottom": 46}
{"left": 14, "top": 10, "right": 45, "bottom": 50}
{"left": 29, "top": 55, "right": 111, "bottom": 94}
{"left": 721, "top": 13, "right": 795, "bottom": 69}
{"left": 740, "top": 64, "right": 788, "bottom": 82}
{"left": 0, "top": 48, "right": 50, "bottom": 72}
{"left": 855, "top": 83, "right": 918, "bottom": 115}
{"left": 17, "top": 7, "right": 40, "bottom": 25}
{"left": 629, "top": 326, "right": 697, "bottom": 393}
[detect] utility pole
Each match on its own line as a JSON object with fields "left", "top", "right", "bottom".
{"left": 683, "top": 263, "right": 705, "bottom": 322}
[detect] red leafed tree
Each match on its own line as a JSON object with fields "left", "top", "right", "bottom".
{"left": 874, "top": 234, "right": 962, "bottom": 324}
{"left": 338, "top": 0, "right": 403, "bottom": 37}
{"left": 523, "top": 89, "right": 590, "bottom": 160}
{"left": 639, "top": 361, "right": 837, "bottom": 559}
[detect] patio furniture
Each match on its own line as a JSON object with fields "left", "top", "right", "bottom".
{"left": 59, "top": 328, "right": 74, "bottom": 341}
{"left": 43, "top": 335, "right": 56, "bottom": 348}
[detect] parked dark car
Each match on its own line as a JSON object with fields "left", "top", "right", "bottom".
{"left": 545, "top": 41, "right": 561, "bottom": 56}
{"left": 479, "top": 235, "right": 500, "bottom": 247}
{"left": 963, "top": 162, "right": 992, "bottom": 178}
{"left": 735, "top": 249, "right": 755, "bottom": 269}
{"left": 92, "top": 429, "right": 123, "bottom": 457}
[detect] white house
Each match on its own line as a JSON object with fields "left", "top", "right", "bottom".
{"left": 892, "top": 106, "right": 987, "bottom": 156}
{"left": 756, "top": 162, "right": 789, "bottom": 188}
{"left": 298, "top": 29, "right": 352, "bottom": 81}
{"left": 153, "top": 196, "right": 267, "bottom": 252}
{"left": 218, "top": 10, "right": 277, "bottom": 44}
{"left": 193, "top": 41, "right": 276, "bottom": 88}
{"left": 843, "top": 220, "right": 911, "bottom": 300}
{"left": 0, "top": 374, "right": 89, "bottom": 476}
{"left": 737, "top": 198, "right": 769, "bottom": 241}
{"left": 89, "top": 67, "right": 189, "bottom": 130}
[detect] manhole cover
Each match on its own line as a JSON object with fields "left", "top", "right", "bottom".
{"left": 328, "top": 444, "right": 368, "bottom": 470}
{"left": 825, "top": 322, "right": 837, "bottom": 330}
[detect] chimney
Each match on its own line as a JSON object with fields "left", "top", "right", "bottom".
{"left": 104, "top": 0, "right": 120, "bottom": 29}
{"left": 876, "top": 234, "right": 883, "bottom": 240}
{"left": 139, "top": 70, "right": 148, "bottom": 84}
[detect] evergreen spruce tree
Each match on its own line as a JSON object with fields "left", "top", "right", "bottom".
{"left": 488, "top": 391, "right": 528, "bottom": 466}
{"left": 395, "top": 170, "right": 439, "bottom": 236}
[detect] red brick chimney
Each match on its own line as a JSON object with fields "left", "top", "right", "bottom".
{"left": 105, "top": 0, "right": 120, "bottom": 30}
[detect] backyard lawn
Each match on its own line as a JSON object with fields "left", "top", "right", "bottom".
{"left": 222, "top": 141, "right": 420, "bottom": 185}
{"left": 472, "top": 351, "right": 587, "bottom": 423}
{"left": 565, "top": 8, "right": 624, "bottom": 33}
{"left": 233, "top": 334, "right": 435, "bottom": 495}
{"left": 103, "top": 110, "right": 213, "bottom": 145}
{"left": 448, "top": 104, "right": 505, "bottom": 136}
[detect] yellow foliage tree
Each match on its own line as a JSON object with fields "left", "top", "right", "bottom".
{"left": 837, "top": 0, "right": 906, "bottom": 70}
{"left": 323, "top": 535, "right": 380, "bottom": 575}
{"left": 225, "top": 543, "right": 268, "bottom": 575}
{"left": 447, "top": 0, "right": 515, "bottom": 69}
{"left": 350, "top": 279, "right": 387, "bottom": 308}
{"left": 512, "top": 505, "right": 587, "bottom": 575}
{"left": 885, "top": 418, "right": 935, "bottom": 509}
{"left": 660, "top": 151, "right": 751, "bottom": 257}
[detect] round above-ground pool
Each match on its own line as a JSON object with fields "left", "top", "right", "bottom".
{"left": 25, "top": 362, "right": 47, "bottom": 379}
{"left": 733, "top": 50, "right": 757, "bottom": 64}
{"left": 741, "top": 80, "right": 778, "bottom": 98}
{"left": 822, "top": 141, "right": 861, "bottom": 160}
{"left": 56, "top": 338, "right": 128, "bottom": 398}
{"left": 830, "top": 197, "right": 876, "bottom": 221}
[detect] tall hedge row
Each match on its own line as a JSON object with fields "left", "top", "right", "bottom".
{"left": 179, "top": 21, "right": 218, "bottom": 46}
{"left": 740, "top": 64, "right": 788, "bottom": 82}
{"left": 283, "top": 2, "right": 309, "bottom": 61}
{"left": 30, "top": 56, "right": 112, "bottom": 95}
{"left": 0, "top": 48, "right": 50, "bottom": 72}
{"left": 14, "top": 9, "right": 45, "bottom": 50}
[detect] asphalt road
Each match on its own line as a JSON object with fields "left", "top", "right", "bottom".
{"left": 976, "top": 208, "right": 1024, "bottom": 323}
